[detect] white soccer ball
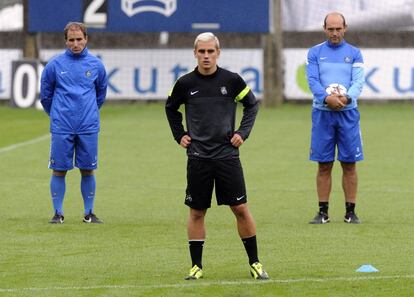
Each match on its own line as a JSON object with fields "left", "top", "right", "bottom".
{"left": 326, "top": 83, "right": 347, "bottom": 95}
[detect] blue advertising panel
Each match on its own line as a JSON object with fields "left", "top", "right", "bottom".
{"left": 28, "top": 0, "right": 270, "bottom": 33}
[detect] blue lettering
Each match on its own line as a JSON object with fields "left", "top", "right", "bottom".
{"left": 107, "top": 68, "right": 120, "bottom": 94}
{"left": 0, "top": 71, "right": 4, "bottom": 93}
{"left": 134, "top": 68, "right": 157, "bottom": 93}
{"left": 96, "top": 55, "right": 120, "bottom": 94}
{"left": 171, "top": 65, "right": 188, "bottom": 82}
{"left": 241, "top": 67, "right": 261, "bottom": 93}
{"left": 393, "top": 67, "right": 414, "bottom": 93}
{"left": 364, "top": 67, "right": 380, "bottom": 93}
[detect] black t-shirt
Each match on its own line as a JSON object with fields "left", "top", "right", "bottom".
{"left": 165, "top": 66, "right": 258, "bottom": 159}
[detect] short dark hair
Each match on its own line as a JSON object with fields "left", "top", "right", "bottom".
{"left": 323, "top": 12, "right": 346, "bottom": 28}
{"left": 64, "top": 22, "right": 87, "bottom": 40}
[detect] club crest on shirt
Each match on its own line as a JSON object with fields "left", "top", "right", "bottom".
{"left": 220, "top": 86, "right": 227, "bottom": 95}
{"left": 85, "top": 70, "right": 92, "bottom": 77}
{"left": 344, "top": 56, "right": 352, "bottom": 63}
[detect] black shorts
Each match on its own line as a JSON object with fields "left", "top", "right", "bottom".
{"left": 185, "top": 158, "right": 247, "bottom": 210}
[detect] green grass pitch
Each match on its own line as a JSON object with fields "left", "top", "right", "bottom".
{"left": 0, "top": 103, "right": 413, "bottom": 297}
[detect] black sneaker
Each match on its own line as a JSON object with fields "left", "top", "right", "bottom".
{"left": 49, "top": 211, "right": 64, "bottom": 224}
{"left": 344, "top": 212, "right": 361, "bottom": 224}
{"left": 309, "top": 212, "right": 330, "bottom": 224}
{"left": 83, "top": 212, "right": 103, "bottom": 224}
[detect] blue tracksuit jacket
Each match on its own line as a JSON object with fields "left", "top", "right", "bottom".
{"left": 40, "top": 47, "right": 107, "bottom": 134}
{"left": 306, "top": 40, "right": 364, "bottom": 111}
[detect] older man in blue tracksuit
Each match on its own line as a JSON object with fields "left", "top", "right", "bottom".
{"left": 306, "top": 12, "right": 365, "bottom": 224}
{"left": 40, "top": 22, "right": 107, "bottom": 224}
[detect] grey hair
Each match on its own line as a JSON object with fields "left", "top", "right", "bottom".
{"left": 194, "top": 32, "right": 220, "bottom": 49}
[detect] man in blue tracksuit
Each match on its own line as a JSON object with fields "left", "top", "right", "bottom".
{"left": 40, "top": 22, "right": 108, "bottom": 224}
{"left": 306, "top": 12, "right": 364, "bottom": 224}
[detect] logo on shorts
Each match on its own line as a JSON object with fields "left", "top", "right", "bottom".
{"left": 236, "top": 195, "right": 245, "bottom": 201}
{"left": 355, "top": 147, "right": 362, "bottom": 158}
{"left": 220, "top": 86, "right": 228, "bottom": 95}
{"left": 85, "top": 70, "right": 92, "bottom": 77}
{"left": 185, "top": 194, "right": 192, "bottom": 202}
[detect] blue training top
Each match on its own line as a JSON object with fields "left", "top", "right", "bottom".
{"left": 40, "top": 47, "right": 108, "bottom": 134}
{"left": 306, "top": 40, "right": 364, "bottom": 111}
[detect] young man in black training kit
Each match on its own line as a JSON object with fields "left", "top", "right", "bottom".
{"left": 165, "top": 32, "right": 269, "bottom": 280}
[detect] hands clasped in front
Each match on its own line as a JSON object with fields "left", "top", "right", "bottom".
{"left": 180, "top": 133, "right": 243, "bottom": 148}
{"left": 325, "top": 94, "right": 348, "bottom": 111}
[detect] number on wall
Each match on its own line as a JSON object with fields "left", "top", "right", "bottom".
{"left": 83, "top": 0, "right": 107, "bottom": 28}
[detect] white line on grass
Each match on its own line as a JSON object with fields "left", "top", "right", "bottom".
{"left": 0, "top": 134, "right": 49, "bottom": 154}
{"left": 0, "top": 274, "right": 413, "bottom": 293}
